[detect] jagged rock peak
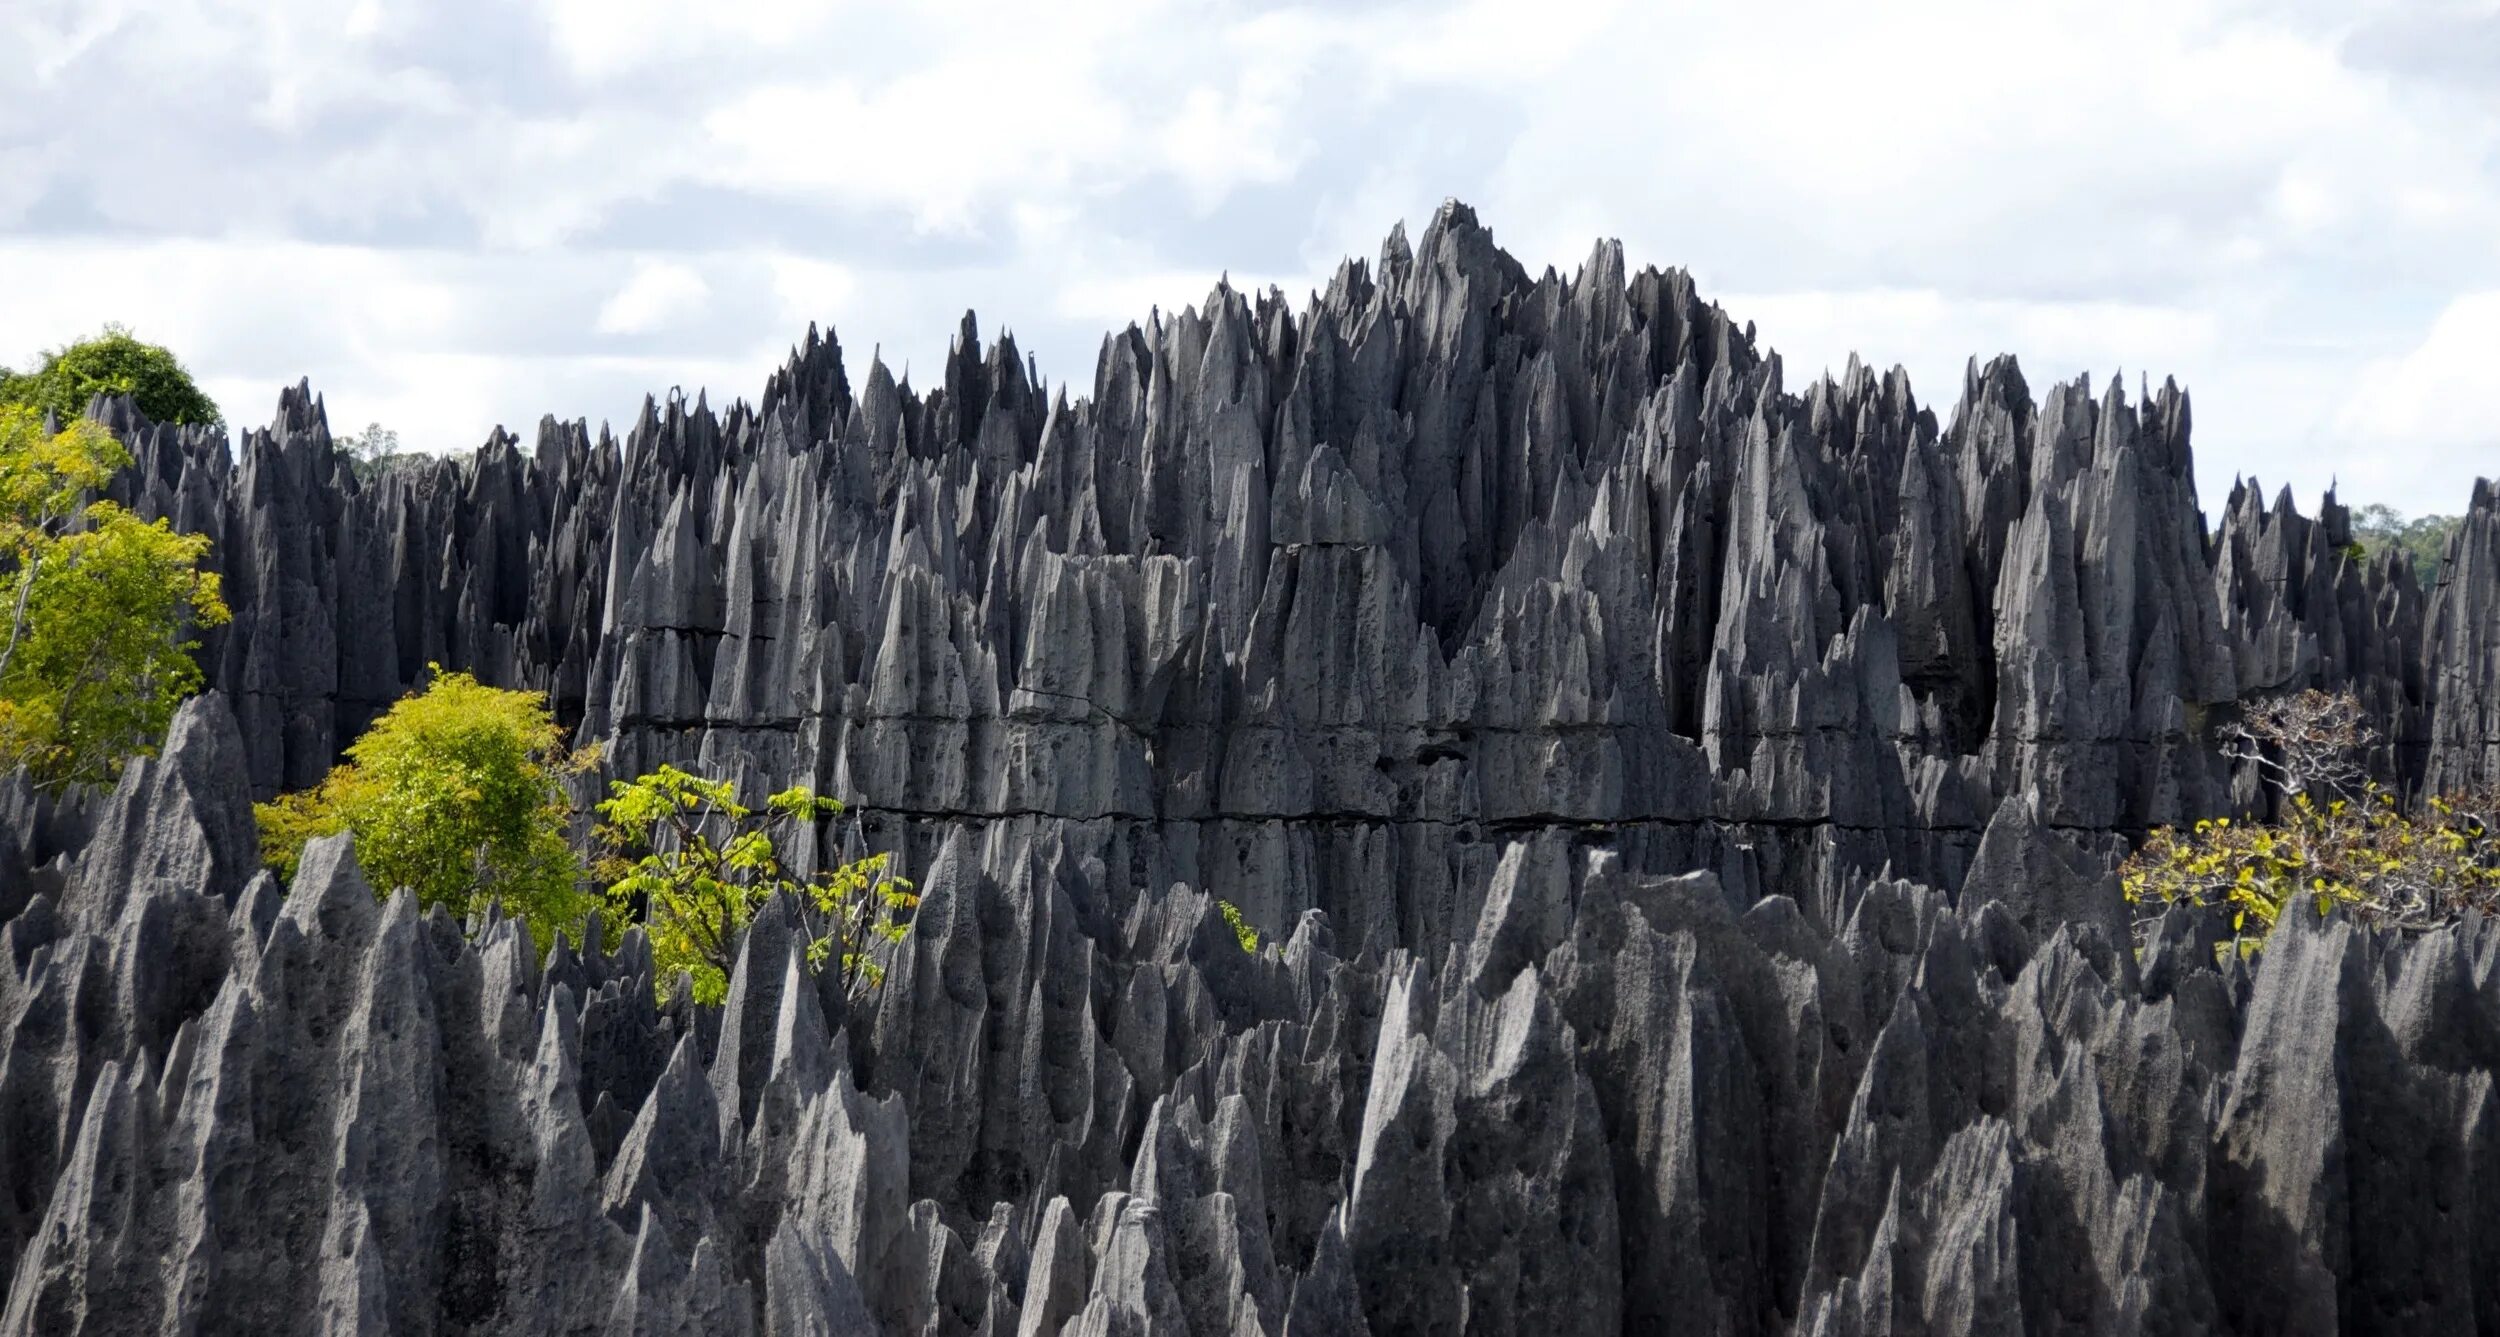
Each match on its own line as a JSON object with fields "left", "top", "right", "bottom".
{"left": 14, "top": 203, "right": 2500, "bottom": 1331}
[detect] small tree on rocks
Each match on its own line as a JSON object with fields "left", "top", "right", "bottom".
{"left": 594, "top": 765, "right": 915, "bottom": 1005}
{"left": 0, "top": 408, "right": 229, "bottom": 787}
{"left": 256, "top": 668, "right": 596, "bottom": 949}
{"left": 2124, "top": 689, "right": 2500, "bottom": 952}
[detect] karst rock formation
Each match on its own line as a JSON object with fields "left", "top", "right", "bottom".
{"left": 9, "top": 202, "right": 2500, "bottom": 1334}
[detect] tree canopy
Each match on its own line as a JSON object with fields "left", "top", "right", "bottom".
{"left": 2124, "top": 689, "right": 2500, "bottom": 953}
{"left": 0, "top": 325, "right": 222, "bottom": 428}
{"left": 594, "top": 765, "right": 915, "bottom": 1004}
{"left": 257, "top": 669, "right": 596, "bottom": 949}
{"left": 2351, "top": 503, "right": 2460, "bottom": 592}
{"left": 0, "top": 407, "right": 229, "bottom": 787}
{"left": 334, "top": 422, "right": 403, "bottom": 480}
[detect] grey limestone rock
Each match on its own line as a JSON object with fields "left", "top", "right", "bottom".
{"left": 13, "top": 202, "right": 2500, "bottom": 1331}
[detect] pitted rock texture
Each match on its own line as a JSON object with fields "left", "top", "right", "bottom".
{"left": 10, "top": 203, "right": 2500, "bottom": 1332}
{"left": 9, "top": 694, "right": 2500, "bottom": 1335}
{"left": 84, "top": 202, "right": 2487, "bottom": 949}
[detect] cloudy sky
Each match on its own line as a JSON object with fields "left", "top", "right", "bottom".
{"left": 4, "top": 0, "right": 2494, "bottom": 516}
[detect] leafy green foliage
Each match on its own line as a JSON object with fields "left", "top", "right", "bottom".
{"left": 2351, "top": 503, "right": 2461, "bottom": 592}
{"left": 0, "top": 408, "right": 229, "bottom": 787}
{"left": 594, "top": 766, "right": 916, "bottom": 1005}
{"left": 1218, "top": 899, "right": 1259, "bottom": 953}
{"left": 334, "top": 422, "right": 404, "bottom": 480}
{"left": 256, "top": 669, "right": 595, "bottom": 948}
{"left": 1, "top": 325, "right": 221, "bottom": 427}
{"left": 2123, "top": 689, "right": 2500, "bottom": 954}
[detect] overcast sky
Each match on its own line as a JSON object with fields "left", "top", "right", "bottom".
{"left": 4, "top": 0, "right": 2495, "bottom": 516}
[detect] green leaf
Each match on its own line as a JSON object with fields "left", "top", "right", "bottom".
{"left": 0, "top": 327, "right": 221, "bottom": 426}
{"left": 249, "top": 667, "right": 590, "bottom": 954}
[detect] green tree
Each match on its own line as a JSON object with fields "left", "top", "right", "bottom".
{"left": 1, "top": 325, "right": 222, "bottom": 427}
{"left": 335, "top": 422, "right": 403, "bottom": 480}
{"left": 256, "top": 669, "right": 596, "bottom": 948}
{"left": 594, "top": 765, "right": 915, "bottom": 1005}
{"left": 2350, "top": 503, "right": 2461, "bottom": 591}
{"left": 0, "top": 407, "right": 229, "bottom": 787}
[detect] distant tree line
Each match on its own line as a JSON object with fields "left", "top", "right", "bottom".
{"left": 2350, "top": 503, "right": 2460, "bottom": 590}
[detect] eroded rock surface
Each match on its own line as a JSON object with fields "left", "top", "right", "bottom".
{"left": 10, "top": 696, "right": 2500, "bottom": 1333}
{"left": 82, "top": 202, "right": 2485, "bottom": 943}
{"left": 11, "top": 205, "right": 2500, "bottom": 1332}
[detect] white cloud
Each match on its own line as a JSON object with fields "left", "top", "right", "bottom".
{"left": 1052, "top": 269, "right": 1298, "bottom": 334}
{"left": 1723, "top": 289, "right": 2222, "bottom": 396}
{"left": 0, "top": 237, "right": 799, "bottom": 449}
{"left": 596, "top": 261, "right": 712, "bottom": 337}
{"left": 539, "top": 0, "right": 858, "bottom": 80}
{"left": 2333, "top": 293, "right": 2500, "bottom": 513}
{"left": 1159, "top": 83, "right": 1301, "bottom": 211}
{"left": 2351, "top": 292, "right": 2500, "bottom": 433}
{"left": 766, "top": 256, "right": 858, "bottom": 333}
{"left": 2, "top": 0, "right": 2494, "bottom": 520}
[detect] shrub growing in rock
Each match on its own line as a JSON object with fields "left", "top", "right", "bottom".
{"left": 256, "top": 668, "right": 595, "bottom": 947}
{"left": 0, "top": 407, "right": 229, "bottom": 787}
{"left": 1218, "top": 898, "right": 1259, "bottom": 953}
{"left": 2123, "top": 688, "right": 2500, "bottom": 950}
{"left": 593, "top": 764, "right": 915, "bottom": 1004}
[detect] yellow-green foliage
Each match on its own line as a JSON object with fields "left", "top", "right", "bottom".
{"left": 0, "top": 407, "right": 228, "bottom": 787}
{"left": 1218, "top": 899, "right": 1259, "bottom": 953}
{"left": 2125, "top": 795, "right": 2500, "bottom": 953}
{"left": 2123, "top": 690, "right": 2500, "bottom": 953}
{"left": 594, "top": 765, "right": 916, "bottom": 1005}
{"left": 256, "top": 669, "right": 594, "bottom": 947}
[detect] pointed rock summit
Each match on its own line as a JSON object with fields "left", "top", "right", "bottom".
{"left": 11, "top": 205, "right": 2500, "bottom": 1331}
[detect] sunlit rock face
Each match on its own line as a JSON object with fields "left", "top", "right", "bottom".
{"left": 9, "top": 204, "right": 2499, "bottom": 1333}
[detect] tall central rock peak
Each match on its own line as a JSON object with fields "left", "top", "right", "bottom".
{"left": 9, "top": 202, "right": 2500, "bottom": 1334}
{"left": 98, "top": 201, "right": 2464, "bottom": 949}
